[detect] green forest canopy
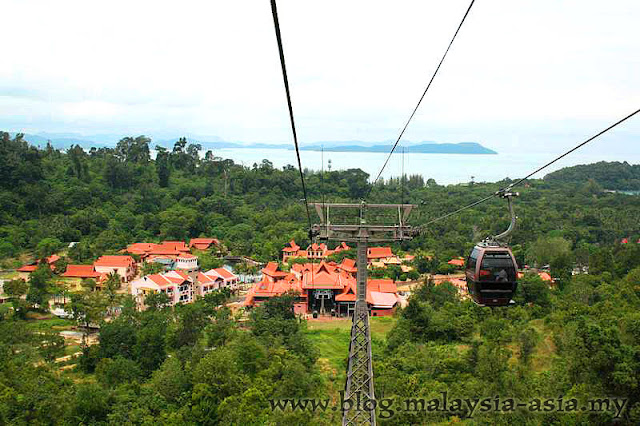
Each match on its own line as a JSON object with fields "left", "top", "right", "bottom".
{"left": 2, "top": 132, "right": 640, "bottom": 424}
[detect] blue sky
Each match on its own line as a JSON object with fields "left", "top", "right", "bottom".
{"left": 1, "top": 0, "right": 638, "bottom": 155}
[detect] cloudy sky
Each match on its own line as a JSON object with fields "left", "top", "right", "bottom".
{"left": 1, "top": 0, "right": 639, "bottom": 155}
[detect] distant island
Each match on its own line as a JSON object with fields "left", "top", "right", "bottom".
{"left": 300, "top": 142, "right": 497, "bottom": 154}
{"left": 13, "top": 132, "right": 497, "bottom": 155}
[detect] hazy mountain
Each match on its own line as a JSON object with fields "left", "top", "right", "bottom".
{"left": 13, "top": 132, "right": 497, "bottom": 154}
{"left": 301, "top": 142, "right": 497, "bottom": 154}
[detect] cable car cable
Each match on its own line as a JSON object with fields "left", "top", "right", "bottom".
{"left": 367, "top": 0, "right": 476, "bottom": 196}
{"left": 419, "top": 107, "right": 640, "bottom": 228}
{"left": 504, "top": 107, "right": 640, "bottom": 191}
{"left": 270, "top": 0, "right": 313, "bottom": 231}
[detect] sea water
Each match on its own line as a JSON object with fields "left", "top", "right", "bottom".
{"left": 210, "top": 147, "right": 640, "bottom": 185}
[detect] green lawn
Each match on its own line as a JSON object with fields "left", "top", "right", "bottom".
{"left": 304, "top": 316, "right": 397, "bottom": 386}
{"left": 25, "top": 315, "right": 75, "bottom": 331}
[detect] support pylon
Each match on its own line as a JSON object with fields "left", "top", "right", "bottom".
{"left": 342, "top": 238, "right": 375, "bottom": 425}
{"left": 309, "top": 202, "right": 416, "bottom": 426}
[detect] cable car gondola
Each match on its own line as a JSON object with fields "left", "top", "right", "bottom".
{"left": 466, "top": 192, "right": 519, "bottom": 307}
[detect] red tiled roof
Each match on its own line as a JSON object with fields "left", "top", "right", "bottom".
{"left": 369, "top": 291, "right": 397, "bottom": 308}
{"left": 94, "top": 255, "right": 135, "bottom": 268}
{"left": 517, "top": 271, "right": 553, "bottom": 282}
{"left": 62, "top": 265, "right": 100, "bottom": 278}
{"left": 198, "top": 272, "right": 219, "bottom": 284}
{"left": 18, "top": 255, "right": 61, "bottom": 272}
{"left": 262, "top": 262, "right": 288, "bottom": 278}
{"left": 335, "top": 278, "right": 398, "bottom": 305}
{"left": 250, "top": 273, "right": 305, "bottom": 298}
{"left": 301, "top": 262, "right": 350, "bottom": 290}
{"left": 538, "top": 272, "right": 553, "bottom": 282}
{"left": 448, "top": 258, "right": 465, "bottom": 267}
{"left": 334, "top": 242, "right": 351, "bottom": 251}
{"left": 335, "top": 282, "right": 357, "bottom": 302}
{"left": 213, "top": 268, "right": 236, "bottom": 280}
{"left": 126, "top": 241, "right": 190, "bottom": 256}
{"left": 162, "top": 241, "right": 189, "bottom": 251}
{"left": 307, "top": 243, "right": 327, "bottom": 251}
{"left": 146, "top": 274, "right": 174, "bottom": 288}
{"left": 367, "top": 247, "right": 393, "bottom": 259}
{"left": 126, "top": 243, "right": 155, "bottom": 255}
{"left": 369, "top": 279, "right": 397, "bottom": 294}
{"left": 189, "top": 238, "right": 220, "bottom": 249}
{"left": 340, "top": 258, "right": 357, "bottom": 273}
{"left": 178, "top": 253, "right": 197, "bottom": 259}
{"left": 17, "top": 264, "right": 38, "bottom": 272}
{"left": 283, "top": 240, "right": 301, "bottom": 252}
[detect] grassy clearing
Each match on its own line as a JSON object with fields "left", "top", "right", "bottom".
{"left": 529, "top": 318, "right": 558, "bottom": 372}
{"left": 304, "top": 316, "right": 398, "bottom": 386}
{"left": 0, "top": 271, "right": 19, "bottom": 279}
{"left": 25, "top": 316, "right": 75, "bottom": 332}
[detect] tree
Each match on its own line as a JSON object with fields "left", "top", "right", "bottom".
{"left": 135, "top": 310, "right": 168, "bottom": 375}
{"left": 98, "top": 314, "right": 137, "bottom": 360}
{"left": 526, "top": 236, "right": 571, "bottom": 268}
{"left": 156, "top": 146, "right": 171, "bottom": 187}
{"left": 35, "top": 237, "right": 62, "bottom": 260}
{"left": 103, "top": 272, "right": 122, "bottom": 312}
{"left": 67, "top": 144, "right": 88, "bottom": 179}
{"left": 515, "top": 273, "right": 551, "bottom": 308}
{"left": 144, "top": 291, "right": 171, "bottom": 310}
{"left": 26, "top": 263, "right": 53, "bottom": 309}
{"left": 167, "top": 302, "right": 211, "bottom": 350}
{"left": 65, "top": 290, "right": 107, "bottom": 351}
{"left": 4, "top": 278, "right": 28, "bottom": 319}
{"left": 95, "top": 357, "right": 142, "bottom": 388}
{"left": 72, "top": 383, "right": 110, "bottom": 424}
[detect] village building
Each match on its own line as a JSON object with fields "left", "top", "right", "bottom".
{"left": 175, "top": 253, "right": 198, "bottom": 273}
{"left": 189, "top": 238, "right": 220, "bottom": 251}
{"left": 131, "top": 267, "right": 240, "bottom": 309}
{"left": 447, "top": 257, "right": 466, "bottom": 267}
{"left": 124, "top": 241, "right": 190, "bottom": 259}
{"left": 93, "top": 255, "right": 136, "bottom": 282}
{"left": 281, "top": 240, "right": 351, "bottom": 262}
{"left": 17, "top": 255, "right": 61, "bottom": 278}
{"left": 517, "top": 271, "right": 555, "bottom": 284}
{"left": 205, "top": 267, "right": 241, "bottom": 291}
{"left": 367, "top": 247, "right": 401, "bottom": 268}
{"left": 62, "top": 264, "right": 101, "bottom": 279}
{"left": 244, "top": 260, "right": 400, "bottom": 316}
{"left": 131, "top": 270, "right": 193, "bottom": 308}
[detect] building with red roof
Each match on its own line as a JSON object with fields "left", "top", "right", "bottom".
{"left": 189, "top": 238, "right": 220, "bottom": 251}
{"left": 367, "top": 246, "right": 401, "bottom": 268}
{"left": 203, "top": 267, "right": 240, "bottom": 290}
{"left": 131, "top": 270, "right": 193, "bottom": 308}
{"left": 124, "top": 241, "right": 190, "bottom": 259}
{"left": 244, "top": 261, "right": 399, "bottom": 316}
{"left": 175, "top": 253, "right": 198, "bottom": 272}
{"left": 17, "top": 254, "right": 61, "bottom": 278}
{"left": 94, "top": 255, "right": 136, "bottom": 282}
{"left": 367, "top": 247, "right": 393, "bottom": 259}
{"left": 448, "top": 258, "right": 465, "bottom": 267}
{"left": 517, "top": 271, "right": 555, "bottom": 284}
{"left": 62, "top": 265, "right": 101, "bottom": 279}
{"left": 281, "top": 240, "right": 351, "bottom": 262}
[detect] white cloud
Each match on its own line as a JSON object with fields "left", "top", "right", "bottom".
{"left": 0, "top": 0, "right": 638, "bottom": 152}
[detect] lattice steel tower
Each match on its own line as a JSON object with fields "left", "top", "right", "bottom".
{"left": 310, "top": 202, "right": 415, "bottom": 426}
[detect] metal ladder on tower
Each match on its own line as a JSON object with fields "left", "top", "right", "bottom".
{"left": 309, "top": 202, "right": 416, "bottom": 425}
